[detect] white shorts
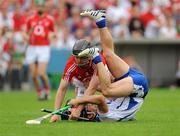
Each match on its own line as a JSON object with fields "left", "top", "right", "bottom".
{"left": 98, "top": 97, "right": 144, "bottom": 122}
{"left": 25, "top": 46, "right": 50, "bottom": 64}
{"left": 72, "top": 78, "right": 86, "bottom": 98}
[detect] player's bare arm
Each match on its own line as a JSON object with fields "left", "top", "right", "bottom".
{"left": 69, "top": 74, "right": 100, "bottom": 120}
{"left": 54, "top": 79, "right": 69, "bottom": 110}
{"left": 48, "top": 31, "right": 56, "bottom": 42}
{"left": 50, "top": 79, "right": 69, "bottom": 122}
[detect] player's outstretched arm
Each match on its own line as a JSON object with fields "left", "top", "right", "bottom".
{"left": 50, "top": 79, "right": 69, "bottom": 122}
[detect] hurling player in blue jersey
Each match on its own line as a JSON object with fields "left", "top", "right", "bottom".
{"left": 69, "top": 10, "right": 149, "bottom": 121}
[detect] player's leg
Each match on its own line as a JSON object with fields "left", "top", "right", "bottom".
{"left": 95, "top": 19, "right": 147, "bottom": 97}
{"left": 100, "top": 29, "right": 129, "bottom": 78}
{"left": 25, "top": 46, "right": 42, "bottom": 98}
{"left": 80, "top": 10, "right": 148, "bottom": 98}
{"left": 80, "top": 10, "right": 129, "bottom": 78}
{"left": 79, "top": 47, "right": 148, "bottom": 98}
{"left": 80, "top": 10, "right": 114, "bottom": 51}
{"left": 38, "top": 62, "right": 50, "bottom": 98}
{"left": 29, "top": 63, "right": 41, "bottom": 97}
{"left": 37, "top": 46, "right": 50, "bottom": 99}
{"left": 78, "top": 48, "right": 134, "bottom": 97}
{"left": 93, "top": 60, "right": 134, "bottom": 97}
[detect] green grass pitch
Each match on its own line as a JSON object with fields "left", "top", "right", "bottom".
{"left": 0, "top": 88, "right": 180, "bottom": 136}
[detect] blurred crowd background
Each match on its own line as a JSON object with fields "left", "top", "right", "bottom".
{"left": 0, "top": 0, "right": 180, "bottom": 90}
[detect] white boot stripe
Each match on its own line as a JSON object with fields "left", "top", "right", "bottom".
{"left": 95, "top": 11, "right": 99, "bottom": 16}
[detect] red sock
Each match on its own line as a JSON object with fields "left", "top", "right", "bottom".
{"left": 44, "top": 85, "right": 50, "bottom": 94}
{"left": 36, "top": 87, "right": 42, "bottom": 97}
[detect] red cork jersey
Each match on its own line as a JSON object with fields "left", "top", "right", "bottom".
{"left": 26, "top": 13, "right": 54, "bottom": 46}
{"left": 62, "top": 55, "right": 106, "bottom": 84}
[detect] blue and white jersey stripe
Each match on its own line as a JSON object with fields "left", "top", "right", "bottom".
{"left": 98, "top": 97, "right": 143, "bottom": 122}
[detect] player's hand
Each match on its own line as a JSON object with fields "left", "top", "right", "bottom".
{"left": 48, "top": 32, "right": 56, "bottom": 41}
{"left": 50, "top": 115, "right": 60, "bottom": 123}
{"left": 69, "top": 108, "right": 81, "bottom": 120}
{"left": 22, "top": 32, "right": 30, "bottom": 42}
{"left": 68, "top": 99, "right": 79, "bottom": 107}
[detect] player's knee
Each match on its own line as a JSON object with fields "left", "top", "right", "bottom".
{"left": 40, "top": 75, "right": 48, "bottom": 82}
{"left": 103, "top": 51, "right": 113, "bottom": 60}
{"left": 38, "top": 72, "right": 46, "bottom": 77}
{"left": 32, "top": 73, "right": 38, "bottom": 79}
{"left": 32, "top": 74, "right": 37, "bottom": 81}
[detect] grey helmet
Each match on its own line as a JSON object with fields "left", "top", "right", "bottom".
{"left": 72, "top": 39, "right": 93, "bottom": 56}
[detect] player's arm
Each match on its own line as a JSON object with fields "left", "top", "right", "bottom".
{"left": 69, "top": 74, "right": 100, "bottom": 120}
{"left": 22, "top": 30, "right": 30, "bottom": 42}
{"left": 23, "top": 17, "right": 34, "bottom": 42}
{"left": 69, "top": 95, "right": 108, "bottom": 114}
{"left": 50, "top": 79, "right": 69, "bottom": 122}
{"left": 48, "top": 17, "right": 56, "bottom": 42}
{"left": 48, "top": 31, "right": 56, "bottom": 41}
{"left": 54, "top": 79, "right": 69, "bottom": 110}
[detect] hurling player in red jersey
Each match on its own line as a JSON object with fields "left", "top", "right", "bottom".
{"left": 25, "top": 3, "right": 55, "bottom": 100}
{"left": 50, "top": 39, "right": 107, "bottom": 122}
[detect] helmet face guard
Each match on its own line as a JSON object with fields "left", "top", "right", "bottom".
{"left": 72, "top": 39, "right": 93, "bottom": 56}
{"left": 74, "top": 56, "right": 92, "bottom": 67}
{"left": 72, "top": 39, "right": 93, "bottom": 67}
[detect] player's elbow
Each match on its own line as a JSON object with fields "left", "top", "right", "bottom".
{"left": 96, "top": 95, "right": 106, "bottom": 103}
{"left": 97, "top": 95, "right": 108, "bottom": 113}
{"left": 103, "top": 49, "right": 113, "bottom": 59}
